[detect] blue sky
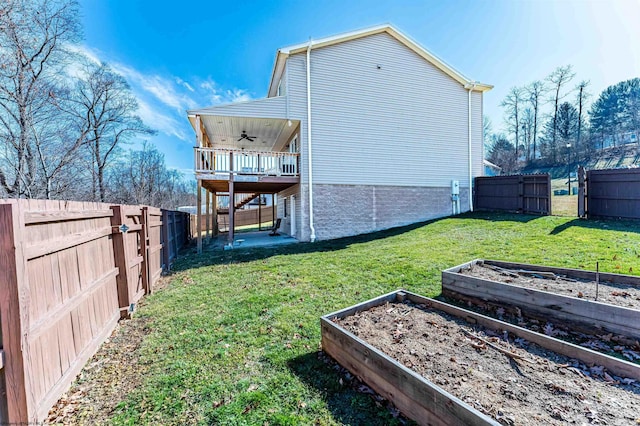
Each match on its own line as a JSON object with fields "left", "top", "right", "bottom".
{"left": 78, "top": 0, "right": 639, "bottom": 174}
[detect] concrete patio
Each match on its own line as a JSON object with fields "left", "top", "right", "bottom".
{"left": 209, "top": 231, "right": 298, "bottom": 250}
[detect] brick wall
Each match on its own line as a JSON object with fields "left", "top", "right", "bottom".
{"left": 312, "top": 184, "right": 469, "bottom": 241}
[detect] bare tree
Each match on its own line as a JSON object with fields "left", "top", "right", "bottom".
{"left": 546, "top": 65, "right": 575, "bottom": 162}
{"left": 108, "top": 142, "right": 195, "bottom": 209}
{"left": 483, "top": 115, "right": 492, "bottom": 156}
{"left": 0, "top": 0, "right": 80, "bottom": 197}
{"left": 73, "top": 62, "right": 154, "bottom": 201}
{"left": 500, "top": 86, "right": 524, "bottom": 163}
{"left": 520, "top": 107, "right": 534, "bottom": 161}
{"left": 525, "top": 80, "right": 546, "bottom": 161}
{"left": 575, "top": 80, "right": 590, "bottom": 159}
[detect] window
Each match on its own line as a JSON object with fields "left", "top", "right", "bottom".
{"left": 283, "top": 198, "right": 288, "bottom": 217}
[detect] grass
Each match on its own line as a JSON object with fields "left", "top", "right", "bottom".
{"left": 551, "top": 177, "right": 578, "bottom": 217}
{"left": 552, "top": 194, "right": 578, "bottom": 216}
{"left": 109, "top": 212, "right": 640, "bottom": 425}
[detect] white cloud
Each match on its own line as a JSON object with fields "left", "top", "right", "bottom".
{"left": 198, "top": 78, "right": 253, "bottom": 105}
{"left": 176, "top": 77, "right": 195, "bottom": 92}
{"left": 66, "top": 44, "right": 102, "bottom": 65}
{"left": 231, "top": 89, "right": 251, "bottom": 103}
{"left": 136, "top": 99, "right": 191, "bottom": 142}
{"left": 110, "top": 62, "right": 198, "bottom": 113}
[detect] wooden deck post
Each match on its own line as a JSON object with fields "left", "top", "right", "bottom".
{"left": 272, "top": 193, "right": 276, "bottom": 224}
{"left": 205, "top": 189, "right": 211, "bottom": 241}
{"left": 258, "top": 194, "right": 262, "bottom": 231}
{"left": 213, "top": 192, "right": 218, "bottom": 236}
{"left": 228, "top": 181, "right": 235, "bottom": 244}
{"left": 0, "top": 202, "right": 34, "bottom": 424}
{"left": 228, "top": 152, "right": 235, "bottom": 244}
{"left": 197, "top": 180, "right": 202, "bottom": 253}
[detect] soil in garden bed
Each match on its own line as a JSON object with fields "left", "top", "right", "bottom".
{"left": 335, "top": 300, "right": 640, "bottom": 426}
{"left": 460, "top": 263, "right": 640, "bottom": 310}
{"left": 439, "top": 292, "right": 640, "bottom": 366}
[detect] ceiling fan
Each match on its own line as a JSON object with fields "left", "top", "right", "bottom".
{"left": 237, "top": 130, "right": 256, "bottom": 142}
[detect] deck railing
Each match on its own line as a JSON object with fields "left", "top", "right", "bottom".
{"left": 195, "top": 148, "right": 299, "bottom": 177}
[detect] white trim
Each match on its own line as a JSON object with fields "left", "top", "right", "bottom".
{"left": 465, "top": 82, "right": 477, "bottom": 211}
{"left": 306, "top": 40, "right": 316, "bottom": 242}
{"left": 187, "top": 95, "right": 287, "bottom": 116}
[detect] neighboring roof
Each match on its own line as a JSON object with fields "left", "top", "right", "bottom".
{"left": 267, "top": 24, "right": 493, "bottom": 97}
{"left": 483, "top": 159, "right": 502, "bottom": 170}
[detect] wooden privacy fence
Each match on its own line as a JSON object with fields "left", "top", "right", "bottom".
{"left": 583, "top": 168, "right": 640, "bottom": 219}
{"left": 191, "top": 206, "right": 275, "bottom": 234}
{"left": 0, "top": 200, "right": 190, "bottom": 424}
{"left": 162, "top": 209, "right": 190, "bottom": 269}
{"left": 474, "top": 174, "right": 551, "bottom": 215}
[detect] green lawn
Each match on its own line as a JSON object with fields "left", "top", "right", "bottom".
{"left": 109, "top": 212, "right": 640, "bottom": 425}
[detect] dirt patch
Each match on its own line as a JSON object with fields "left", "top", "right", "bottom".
{"left": 461, "top": 263, "right": 640, "bottom": 310}
{"left": 46, "top": 297, "right": 157, "bottom": 424}
{"left": 336, "top": 300, "right": 640, "bottom": 425}
{"left": 46, "top": 316, "right": 151, "bottom": 425}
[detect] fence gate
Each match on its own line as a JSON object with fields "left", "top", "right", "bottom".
{"left": 474, "top": 174, "right": 551, "bottom": 215}
{"left": 583, "top": 168, "right": 640, "bottom": 219}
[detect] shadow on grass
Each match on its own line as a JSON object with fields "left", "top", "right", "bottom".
{"left": 468, "top": 211, "right": 543, "bottom": 223}
{"left": 288, "top": 351, "right": 410, "bottom": 426}
{"left": 173, "top": 212, "right": 558, "bottom": 271}
{"left": 171, "top": 212, "right": 638, "bottom": 272}
{"left": 549, "top": 218, "right": 640, "bottom": 235}
{"left": 172, "top": 217, "right": 444, "bottom": 270}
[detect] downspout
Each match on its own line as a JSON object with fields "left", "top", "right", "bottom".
{"left": 306, "top": 39, "right": 316, "bottom": 242}
{"left": 464, "top": 82, "right": 477, "bottom": 212}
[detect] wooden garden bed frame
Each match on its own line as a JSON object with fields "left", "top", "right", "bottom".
{"left": 321, "top": 289, "right": 640, "bottom": 426}
{"left": 442, "top": 259, "right": 640, "bottom": 341}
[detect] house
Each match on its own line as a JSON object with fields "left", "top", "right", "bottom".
{"left": 187, "top": 24, "right": 492, "bottom": 250}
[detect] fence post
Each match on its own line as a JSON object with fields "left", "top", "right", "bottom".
{"left": 110, "top": 205, "right": 131, "bottom": 318}
{"left": 578, "top": 166, "right": 586, "bottom": 218}
{"left": 140, "top": 207, "right": 151, "bottom": 294}
{"left": 171, "top": 211, "right": 179, "bottom": 261}
{"left": 517, "top": 176, "right": 525, "bottom": 212}
{"left": 162, "top": 209, "right": 170, "bottom": 272}
{"left": 0, "top": 202, "right": 34, "bottom": 423}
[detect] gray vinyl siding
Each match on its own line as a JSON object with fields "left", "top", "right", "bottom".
{"left": 289, "top": 32, "right": 483, "bottom": 189}
{"left": 193, "top": 96, "right": 288, "bottom": 118}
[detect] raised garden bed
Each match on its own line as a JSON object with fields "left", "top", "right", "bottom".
{"left": 442, "top": 259, "right": 640, "bottom": 341}
{"left": 321, "top": 290, "right": 640, "bottom": 426}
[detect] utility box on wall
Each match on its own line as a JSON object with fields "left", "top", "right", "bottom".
{"left": 451, "top": 180, "right": 460, "bottom": 196}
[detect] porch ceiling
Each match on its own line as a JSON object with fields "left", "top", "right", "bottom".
{"left": 202, "top": 178, "right": 299, "bottom": 194}
{"left": 200, "top": 115, "right": 299, "bottom": 151}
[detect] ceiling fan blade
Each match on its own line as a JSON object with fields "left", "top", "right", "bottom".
{"left": 248, "top": 137, "right": 256, "bottom": 142}
{"left": 237, "top": 137, "right": 243, "bottom": 142}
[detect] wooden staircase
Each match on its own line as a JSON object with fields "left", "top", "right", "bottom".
{"left": 216, "top": 193, "right": 258, "bottom": 214}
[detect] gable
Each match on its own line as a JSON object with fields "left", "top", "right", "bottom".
{"left": 268, "top": 24, "right": 491, "bottom": 97}
{"left": 307, "top": 31, "right": 469, "bottom": 98}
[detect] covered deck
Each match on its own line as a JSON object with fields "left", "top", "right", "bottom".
{"left": 188, "top": 100, "right": 301, "bottom": 251}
